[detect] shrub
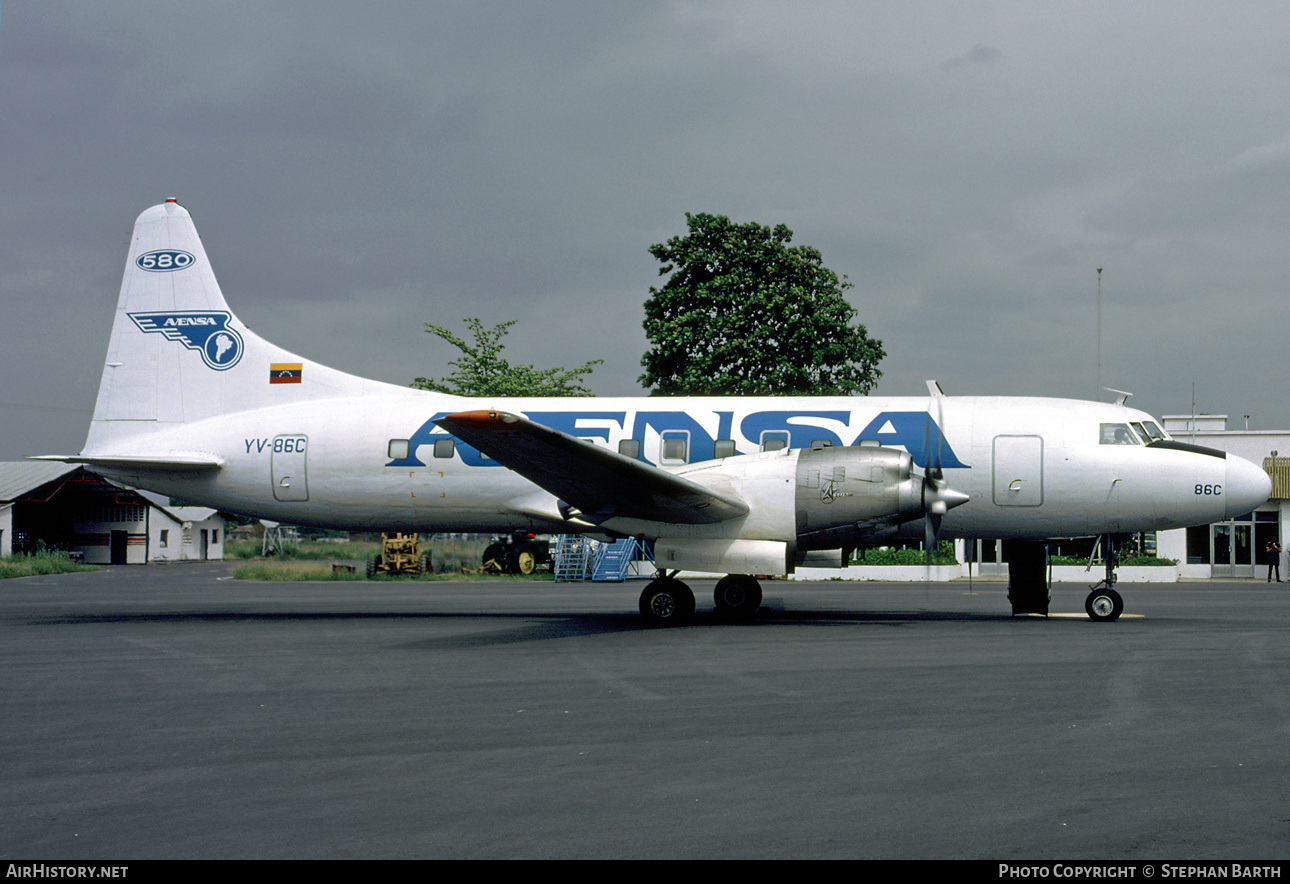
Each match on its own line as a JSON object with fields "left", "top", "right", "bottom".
{"left": 852, "top": 543, "right": 958, "bottom": 566}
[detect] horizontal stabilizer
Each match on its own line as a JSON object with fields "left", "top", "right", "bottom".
{"left": 29, "top": 453, "right": 225, "bottom": 472}
{"left": 435, "top": 410, "right": 749, "bottom": 525}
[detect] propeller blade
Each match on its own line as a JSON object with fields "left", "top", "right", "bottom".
{"left": 925, "top": 506, "right": 939, "bottom": 565}
{"left": 921, "top": 381, "right": 966, "bottom": 568}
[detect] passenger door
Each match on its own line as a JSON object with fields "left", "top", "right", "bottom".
{"left": 271, "top": 434, "right": 309, "bottom": 501}
{"left": 992, "top": 435, "right": 1044, "bottom": 507}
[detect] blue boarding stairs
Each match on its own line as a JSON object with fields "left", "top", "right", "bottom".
{"left": 554, "top": 536, "right": 654, "bottom": 582}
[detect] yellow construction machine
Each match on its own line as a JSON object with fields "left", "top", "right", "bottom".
{"left": 366, "top": 533, "right": 431, "bottom": 578}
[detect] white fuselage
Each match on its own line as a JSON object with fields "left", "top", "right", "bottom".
{"left": 88, "top": 390, "right": 1269, "bottom": 547}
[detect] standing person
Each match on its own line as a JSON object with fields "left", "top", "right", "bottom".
{"left": 1266, "top": 539, "right": 1282, "bottom": 582}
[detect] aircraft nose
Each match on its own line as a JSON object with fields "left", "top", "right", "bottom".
{"left": 1225, "top": 454, "right": 1272, "bottom": 519}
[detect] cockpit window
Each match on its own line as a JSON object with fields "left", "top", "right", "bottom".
{"left": 1135, "top": 423, "right": 1166, "bottom": 443}
{"left": 1100, "top": 423, "right": 1140, "bottom": 445}
{"left": 1139, "top": 421, "right": 1166, "bottom": 442}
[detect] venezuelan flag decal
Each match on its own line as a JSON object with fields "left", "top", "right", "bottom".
{"left": 270, "top": 363, "right": 303, "bottom": 384}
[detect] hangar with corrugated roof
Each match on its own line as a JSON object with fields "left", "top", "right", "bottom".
{"left": 0, "top": 462, "right": 225, "bottom": 564}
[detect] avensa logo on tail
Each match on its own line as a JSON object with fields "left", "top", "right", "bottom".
{"left": 136, "top": 249, "right": 196, "bottom": 272}
{"left": 129, "top": 311, "right": 245, "bottom": 370}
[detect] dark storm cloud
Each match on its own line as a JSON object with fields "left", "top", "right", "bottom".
{"left": 4, "top": 1, "right": 1290, "bottom": 460}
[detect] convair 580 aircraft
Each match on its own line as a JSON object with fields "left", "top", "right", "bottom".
{"left": 39, "top": 201, "right": 1271, "bottom": 624}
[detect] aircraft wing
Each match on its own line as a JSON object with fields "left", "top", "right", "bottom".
{"left": 435, "top": 410, "right": 749, "bottom": 525}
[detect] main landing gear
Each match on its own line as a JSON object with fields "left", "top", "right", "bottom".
{"left": 638, "top": 573, "right": 763, "bottom": 627}
{"left": 638, "top": 576, "right": 695, "bottom": 626}
{"left": 713, "top": 574, "right": 763, "bottom": 620}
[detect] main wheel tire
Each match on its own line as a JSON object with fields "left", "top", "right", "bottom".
{"left": 714, "top": 574, "right": 762, "bottom": 620}
{"left": 639, "top": 578, "right": 696, "bottom": 627}
{"left": 366, "top": 554, "right": 382, "bottom": 579}
{"left": 1085, "top": 587, "right": 1124, "bottom": 622}
{"left": 418, "top": 552, "right": 432, "bottom": 576}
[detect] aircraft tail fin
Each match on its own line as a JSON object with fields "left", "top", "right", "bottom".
{"left": 83, "top": 200, "right": 396, "bottom": 453}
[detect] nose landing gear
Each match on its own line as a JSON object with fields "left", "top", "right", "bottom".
{"left": 1085, "top": 533, "right": 1126, "bottom": 622}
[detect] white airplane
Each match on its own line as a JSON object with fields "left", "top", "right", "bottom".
{"left": 38, "top": 200, "right": 1271, "bottom": 624}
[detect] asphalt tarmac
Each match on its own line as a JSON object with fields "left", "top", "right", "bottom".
{"left": 2, "top": 564, "right": 1287, "bottom": 860}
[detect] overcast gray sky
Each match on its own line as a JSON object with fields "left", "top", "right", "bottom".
{"left": 3, "top": 1, "right": 1289, "bottom": 460}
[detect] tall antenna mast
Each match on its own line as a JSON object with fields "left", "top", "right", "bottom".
{"left": 1096, "top": 267, "right": 1103, "bottom": 399}
{"left": 1191, "top": 382, "right": 1196, "bottom": 442}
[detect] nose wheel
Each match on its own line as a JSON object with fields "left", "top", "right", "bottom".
{"left": 1085, "top": 586, "right": 1123, "bottom": 622}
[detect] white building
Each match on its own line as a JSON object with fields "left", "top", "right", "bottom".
{"left": 139, "top": 500, "right": 227, "bottom": 563}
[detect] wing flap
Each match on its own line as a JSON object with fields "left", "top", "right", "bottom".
{"left": 435, "top": 410, "right": 748, "bottom": 525}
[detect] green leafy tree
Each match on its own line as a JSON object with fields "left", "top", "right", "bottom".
{"left": 639, "top": 213, "right": 884, "bottom": 396}
{"left": 412, "top": 317, "right": 601, "bottom": 397}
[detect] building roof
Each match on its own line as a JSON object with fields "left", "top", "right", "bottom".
{"left": 0, "top": 461, "right": 81, "bottom": 502}
{"left": 134, "top": 490, "right": 222, "bottom": 524}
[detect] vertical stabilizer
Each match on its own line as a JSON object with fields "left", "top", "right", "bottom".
{"left": 83, "top": 200, "right": 396, "bottom": 453}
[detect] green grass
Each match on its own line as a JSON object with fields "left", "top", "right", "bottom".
{"left": 232, "top": 561, "right": 368, "bottom": 581}
{"left": 227, "top": 535, "right": 556, "bottom": 581}
{"left": 0, "top": 550, "right": 100, "bottom": 579}
{"left": 224, "top": 538, "right": 382, "bottom": 560}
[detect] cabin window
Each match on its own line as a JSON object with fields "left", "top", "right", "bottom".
{"left": 713, "top": 439, "right": 736, "bottom": 459}
{"left": 619, "top": 439, "right": 642, "bottom": 459}
{"left": 388, "top": 439, "right": 410, "bottom": 459}
{"left": 1099, "top": 423, "right": 1139, "bottom": 445}
{"left": 810, "top": 439, "right": 833, "bottom": 450}
{"left": 433, "top": 438, "right": 455, "bottom": 459}
{"left": 761, "top": 430, "right": 789, "bottom": 451}
{"left": 661, "top": 431, "right": 689, "bottom": 464}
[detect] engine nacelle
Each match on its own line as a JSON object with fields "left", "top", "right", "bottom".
{"left": 794, "top": 445, "right": 923, "bottom": 550}
{"left": 645, "top": 445, "right": 927, "bottom": 577}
